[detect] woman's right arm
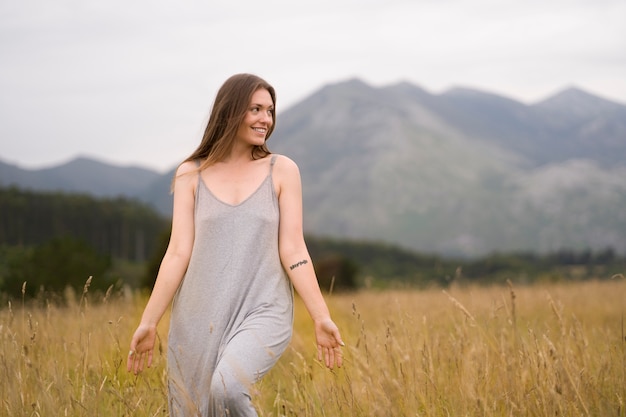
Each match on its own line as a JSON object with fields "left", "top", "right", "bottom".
{"left": 127, "top": 161, "right": 197, "bottom": 374}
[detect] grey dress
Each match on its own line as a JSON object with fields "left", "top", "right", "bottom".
{"left": 167, "top": 155, "right": 294, "bottom": 416}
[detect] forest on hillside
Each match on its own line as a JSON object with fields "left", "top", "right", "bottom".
{"left": 0, "top": 186, "right": 624, "bottom": 299}
{"left": 0, "top": 186, "right": 168, "bottom": 297}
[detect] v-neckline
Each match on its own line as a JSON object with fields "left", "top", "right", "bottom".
{"left": 199, "top": 173, "right": 270, "bottom": 208}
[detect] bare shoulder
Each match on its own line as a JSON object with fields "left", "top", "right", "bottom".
{"left": 173, "top": 160, "right": 199, "bottom": 189}
{"left": 272, "top": 154, "right": 301, "bottom": 198}
{"left": 272, "top": 154, "right": 300, "bottom": 176}
{"left": 176, "top": 160, "right": 198, "bottom": 176}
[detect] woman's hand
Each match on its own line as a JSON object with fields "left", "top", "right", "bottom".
{"left": 127, "top": 323, "right": 157, "bottom": 374}
{"left": 314, "top": 318, "right": 345, "bottom": 369}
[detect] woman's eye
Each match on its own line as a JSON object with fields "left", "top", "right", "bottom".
{"left": 250, "top": 107, "right": 272, "bottom": 117}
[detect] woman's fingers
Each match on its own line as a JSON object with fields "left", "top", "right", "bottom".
{"left": 133, "top": 351, "right": 145, "bottom": 374}
{"left": 128, "top": 351, "right": 139, "bottom": 374}
{"left": 327, "top": 346, "right": 334, "bottom": 369}
{"left": 126, "top": 345, "right": 136, "bottom": 372}
{"left": 318, "top": 344, "right": 344, "bottom": 369}
{"left": 335, "top": 345, "right": 343, "bottom": 368}
{"left": 147, "top": 349, "right": 154, "bottom": 368}
{"left": 315, "top": 319, "right": 345, "bottom": 369}
{"left": 126, "top": 347, "right": 151, "bottom": 374}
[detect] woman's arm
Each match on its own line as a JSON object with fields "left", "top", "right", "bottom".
{"left": 275, "top": 155, "right": 344, "bottom": 369}
{"left": 127, "top": 161, "right": 197, "bottom": 374}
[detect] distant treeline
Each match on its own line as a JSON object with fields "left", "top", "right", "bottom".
{"left": 306, "top": 236, "right": 625, "bottom": 288}
{"left": 0, "top": 186, "right": 168, "bottom": 298}
{"left": 0, "top": 186, "right": 168, "bottom": 261}
{"left": 1, "top": 186, "right": 623, "bottom": 299}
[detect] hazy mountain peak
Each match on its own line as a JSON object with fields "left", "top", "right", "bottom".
{"left": 441, "top": 86, "right": 525, "bottom": 107}
{"left": 321, "top": 77, "right": 373, "bottom": 93}
{"left": 51, "top": 156, "right": 114, "bottom": 171}
{"left": 534, "top": 86, "right": 625, "bottom": 116}
{"left": 0, "top": 156, "right": 161, "bottom": 198}
{"left": 382, "top": 81, "right": 432, "bottom": 98}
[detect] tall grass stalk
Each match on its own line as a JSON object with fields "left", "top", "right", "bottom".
{"left": 0, "top": 279, "right": 623, "bottom": 416}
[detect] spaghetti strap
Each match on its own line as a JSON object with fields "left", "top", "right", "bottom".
{"left": 195, "top": 159, "right": 202, "bottom": 197}
{"left": 269, "top": 154, "right": 277, "bottom": 174}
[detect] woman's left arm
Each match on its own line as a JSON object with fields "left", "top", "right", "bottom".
{"left": 275, "top": 155, "right": 344, "bottom": 369}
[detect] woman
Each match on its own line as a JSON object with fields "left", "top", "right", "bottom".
{"left": 127, "top": 73, "right": 344, "bottom": 416}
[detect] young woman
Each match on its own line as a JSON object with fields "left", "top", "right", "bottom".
{"left": 127, "top": 73, "right": 344, "bottom": 416}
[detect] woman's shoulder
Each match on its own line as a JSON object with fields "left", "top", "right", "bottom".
{"left": 271, "top": 153, "right": 299, "bottom": 173}
{"left": 172, "top": 160, "right": 200, "bottom": 190}
{"left": 270, "top": 154, "right": 301, "bottom": 191}
{"left": 175, "top": 160, "right": 200, "bottom": 176}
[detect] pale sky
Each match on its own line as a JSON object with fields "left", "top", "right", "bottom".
{"left": 1, "top": 0, "right": 625, "bottom": 172}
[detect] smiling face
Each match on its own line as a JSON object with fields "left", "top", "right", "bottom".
{"left": 236, "top": 88, "right": 275, "bottom": 148}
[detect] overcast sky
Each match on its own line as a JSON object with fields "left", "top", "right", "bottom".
{"left": 1, "top": 0, "right": 625, "bottom": 172}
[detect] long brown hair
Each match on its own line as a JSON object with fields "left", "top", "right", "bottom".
{"left": 185, "top": 73, "right": 276, "bottom": 168}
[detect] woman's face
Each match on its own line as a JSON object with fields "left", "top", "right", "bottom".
{"left": 236, "top": 88, "right": 274, "bottom": 148}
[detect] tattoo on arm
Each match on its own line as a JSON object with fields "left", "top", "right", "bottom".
{"left": 289, "top": 259, "right": 309, "bottom": 271}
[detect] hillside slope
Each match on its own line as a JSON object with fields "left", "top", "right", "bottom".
{"left": 270, "top": 79, "right": 626, "bottom": 255}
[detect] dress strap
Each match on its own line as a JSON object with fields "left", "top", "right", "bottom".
{"left": 269, "top": 154, "right": 277, "bottom": 174}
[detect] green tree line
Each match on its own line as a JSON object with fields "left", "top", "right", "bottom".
{"left": 0, "top": 186, "right": 168, "bottom": 298}
{"left": 0, "top": 186, "right": 168, "bottom": 261}
{"left": 305, "top": 236, "right": 625, "bottom": 289}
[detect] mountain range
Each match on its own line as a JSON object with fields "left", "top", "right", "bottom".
{"left": 2, "top": 79, "right": 625, "bottom": 257}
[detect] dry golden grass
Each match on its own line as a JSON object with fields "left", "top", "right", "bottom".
{"left": 1, "top": 278, "right": 624, "bottom": 416}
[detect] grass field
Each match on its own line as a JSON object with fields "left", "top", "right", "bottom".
{"left": 1, "top": 278, "right": 624, "bottom": 416}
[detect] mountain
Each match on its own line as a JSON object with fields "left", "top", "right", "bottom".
{"left": 531, "top": 87, "right": 626, "bottom": 164}
{"left": 269, "top": 79, "right": 626, "bottom": 256}
{"left": 0, "top": 156, "right": 162, "bottom": 197}
{"left": 2, "top": 80, "right": 625, "bottom": 256}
